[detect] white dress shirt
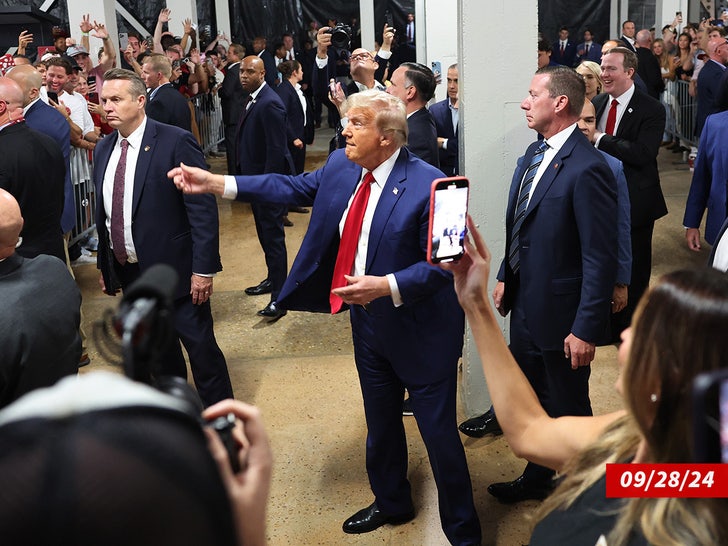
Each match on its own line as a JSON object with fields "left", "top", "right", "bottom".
{"left": 595, "top": 84, "right": 636, "bottom": 147}
{"left": 523, "top": 124, "right": 577, "bottom": 208}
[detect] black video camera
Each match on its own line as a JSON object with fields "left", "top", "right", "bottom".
{"left": 112, "top": 264, "right": 240, "bottom": 472}
{"left": 326, "top": 24, "right": 352, "bottom": 50}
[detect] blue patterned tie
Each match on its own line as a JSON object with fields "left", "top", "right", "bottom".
{"left": 508, "top": 141, "right": 549, "bottom": 273}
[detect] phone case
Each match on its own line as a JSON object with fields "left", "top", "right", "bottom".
{"left": 427, "top": 176, "right": 469, "bottom": 265}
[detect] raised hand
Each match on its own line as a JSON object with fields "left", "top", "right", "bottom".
{"left": 79, "top": 14, "right": 93, "bottom": 34}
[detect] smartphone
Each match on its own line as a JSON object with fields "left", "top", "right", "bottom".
{"left": 47, "top": 91, "right": 59, "bottom": 104}
{"left": 384, "top": 10, "right": 394, "bottom": 29}
{"left": 86, "top": 74, "right": 97, "bottom": 96}
{"left": 692, "top": 368, "right": 728, "bottom": 462}
{"left": 431, "top": 61, "right": 442, "bottom": 85}
{"left": 119, "top": 32, "right": 129, "bottom": 51}
{"left": 328, "top": 78, "right": 337, "bottom": 97}
{"left": 427, "top": 177, "right": 469, "bottom": 265}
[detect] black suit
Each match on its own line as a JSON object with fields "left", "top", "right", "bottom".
{"left": 218, "top": 62, "right": 248, "bottom": 175}
{"left": 551, "top": 40, "right": 577, "bottom": 67}
{"left": 258, "top": 50, "right": 279, "bottom": 87}
{"left": 275, "top": 80, "right": 314, "bottom": 174}
{"left": 406, "top": 107, "right": 439, "bottom": 169}
{"left": 0, "top": 123, "right": 65, "bottom": 261}
{"left": 695, "top": 59, "right": 727, "bottom": 138}
{"left": 620, "top": 36, "right": 637, "bottom": 53}
{"left": 593, "top": 89, "right": 667, "bottom": 338}
{"left": 146, "top": 83, "right": 192, "bottom": 132}
{"left": 431, "top": 98, "right": 459, "bottom": 176}
{"left": 236, "top": 83, "right": 292, "bottom": 300}
{"left": 636, "top": 47, "right": 665, "bottom": 99}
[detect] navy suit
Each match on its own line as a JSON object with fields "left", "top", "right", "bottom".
{"left": 406, "top": 107, "right": 439, "bottom": 169}
{"left": 275, "top": 80, "right": 314, "bottom": 174}
{"left": 498, "top": 127, "right": 617, "bottom": 483}
{"left": 218, "top": 62, "right": 248, "bottom": 175}
{"left": 575, "top": 42, "right": 602, "bottom": 64}
{"left": 695, "top": 59, "right": 726, "bottom": 138}
{"left": 552, "top": 40, "right": 577, "bottom": 66}
{"left": 230, "top": 148, "right": 481, "bottom": 544}
{"left": 258, "top": 49, "right": 279, "bottom": 87}
{"left": 684, "top": 110, "right": 728, "bottom": 245}
{"left": 236, "top": 83, "right": 292, "bottom": 300}
{"left": 593, "top": 89, "right": 667, "bottom": 337}
{"left": 24, "top": 99, "right": 75, "bottom": 235}
{"left": 146, "top": 83, "right": 192, "bottom": 132}
{"left": 430, "top": 98, "right": 458, "bottom": 176}
{"left": 94, "top": 118, "right": 232, "bottom": 406}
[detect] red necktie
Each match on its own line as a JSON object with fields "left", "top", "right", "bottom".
{"left": 111, "top": 138, "right": 129, "bottom": 265}
{"left": 605, "top": 99, "right": 619, "bottom": 136}
{"left": 330, "top": 172, "right": 375, "bottom": 313}
{"left": 560, "top": 42, "right": 565, "bottom": 55}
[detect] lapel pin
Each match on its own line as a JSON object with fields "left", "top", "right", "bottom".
{"left": 144, "top": 145, "right": 150, "bottom": 152}
{"left": 393, "top": 187, "right": 398, "bottom": 195}
{"left": 553, "top": 163, "right": 559, "bottom": 169}
{"left": 628, "top": 108, "right": 633, "bottom": 113}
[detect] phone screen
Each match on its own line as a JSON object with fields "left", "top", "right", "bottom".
{"left": 385, "top": 10, "right": 394, "bottom": 29}
{"left": 119, "top": 32, "right": 129, "bottom": 51}
{"left": 427, "top": 177, "right": 469, "bottom": 264}
{"left": 47, "top": 91, "right": 59, "bottom": 104}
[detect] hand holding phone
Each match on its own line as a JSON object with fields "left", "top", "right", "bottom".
{"left": 47, "top": 91, "right": 59, "bottom": 104}
{"left": 427, "top": 177, "right": 469, "bottom": 265}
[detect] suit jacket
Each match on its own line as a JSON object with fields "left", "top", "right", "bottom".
{"left": 598, "top": 151, "right": 632, "bottom": 284}
{"left": 636, "top": 47, "right": 666, "bottom": 99}
{"left": 0, "top": 253, "right": 80, "bottom": 407}
{"left": 593, "top": 89, "right": 667, "bottom": 228}
{"left": 146, "top": 83, "right": 192, "bottom": 132}
{"left": 620, "top": 36, "right": 637, "bottom": 53}
{"left": 497, "top": 128, "right": 618, "bottom": 348}
{"left": 552, "top": 40, "right": 577, "bottom": 66}
{"left": 218, "top": 62, "right": 248, "bottom": 126}
{"left": 258, "top": 50, "right": 279, "bottom": 87}
{"left": 230, "top": 148, "right": 461, "bottom": 384}
{"left": 0, "top": 123, "right": 65, "bottom": 261}
{"left": 406, "top": 107, "right": 439, "bottom": 168}
{"left": 695, "top": 59, "right": 726, "bottom": 137}
{"left": 94, "top": 118, "right": 221, "bottom": 300}
{"left": 275, "top": 79, "right": 314, "bottom": 146}
{"left": 430, "top": 98, "right": 458, "bottom": 176}
{"left": 575, "top": 42, "right": 602, "bottom": 64}
{"left": 24, "top": 99, "right": 75, "bottom": 235}
{"left": 235, "top": 83, "right": 292, "bottom": 175}
{"left": 683, "top": 110, "right": 728, "bottom": 244}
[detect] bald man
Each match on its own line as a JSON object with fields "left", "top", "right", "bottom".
{"left": 0, "top": 189, "right": 80, "bottom": 407}
{"left": 0, "top": 77, "right": 66, "bottom": 261}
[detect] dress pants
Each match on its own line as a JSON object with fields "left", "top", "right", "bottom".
{"left": 114, "top": 260, "right": 233, "bottom": 407}
{"left": 250, "top": 202, "right": 288, "bottom": 301}
{"left": 350, "top": 307, "right": 482, "bottom": 546}
{"left": 610, "top": 222, "right": 654, "bottom": 341}
{"left": 224, "top": 124, "right": 237, "bottom": 175}
{"left": 509, "top": 280, "right": 592, "bottom": 484}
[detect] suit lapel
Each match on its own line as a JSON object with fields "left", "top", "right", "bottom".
{"left": 525, "top": 131, "right": 578, "bottom": 216}
{"left": 365, "top": 150, "right": 407, "bottom": 271}
{"left": 131, "top": 121, "right": 156, "bottom": 217}
{"left": 615, "top": 93, "right": 639, "bottom": 137}
{"left": 94, "top": 132, "right": 117, "bottom": 194}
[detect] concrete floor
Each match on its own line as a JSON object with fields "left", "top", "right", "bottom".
{"left": 73, "top": 131, "right": 706, "bottom": 546}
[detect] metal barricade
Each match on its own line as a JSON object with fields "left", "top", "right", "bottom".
{"left": 662, "top": 79, "right": 697, "bottom": 148}
{"left": 189, "top": 92, "right": 224, "bottom": 155}
{"left": 69, "top": 147, "right": 96, "bottom": 247}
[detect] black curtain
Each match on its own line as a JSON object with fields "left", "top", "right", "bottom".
{"left": 538, "top": 0, "right": 610, "bottom": 49}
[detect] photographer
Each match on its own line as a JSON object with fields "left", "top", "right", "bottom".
{"left": 0, "top": 372, "right": 272, "bottom": 546}
{"left": 444, "top": 217, "right": 728, "bottom": 545}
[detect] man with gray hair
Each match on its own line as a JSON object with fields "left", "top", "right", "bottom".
{"left": 169, "top": 89, "right": 482, "bottom": 545}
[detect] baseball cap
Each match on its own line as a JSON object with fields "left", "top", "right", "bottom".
{"left": 66, "top": 45, "right": 89, "bottom": 57}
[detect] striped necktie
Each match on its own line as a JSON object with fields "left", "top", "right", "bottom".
{"left": 508, "top": 141, "right": 549, "bottom": 273}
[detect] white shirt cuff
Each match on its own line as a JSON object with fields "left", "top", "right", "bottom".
{"left": 192, "top": 272, "right": 216, "bottom": 277}
{"left": 442, "top": 138, "right": 448, "bottom": 150}
{"left": 386, "top": 273, "right": 403, "bottom": 307}
{"left": 223, "top": 175, "right": 238, "bottom": 200}
{"left": 377, "top": 49, "right": 392, "bottom": 60}
{"left": 594, "top": 132, "right": 607, "bottom": 148}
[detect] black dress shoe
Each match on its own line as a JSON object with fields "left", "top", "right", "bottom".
{"left": 458, "top": 410, "right": 502, "bottom": 438}
{"left": 282, "top": 216, "right": 294, "bottom": 227}
{"left": 487, "top": 475, "right": 554, "bottom": 504}
{"left": 257, "top": 301, "right": 287, "bottom": 322}
{"left": 245, "top": 279, "right": 272, "bottom": 296}
{"left": 288, "top": 206, "right": 310, "bottom": 214}
{"left": 342, "top": 502, "right": 415, "bottom": 534}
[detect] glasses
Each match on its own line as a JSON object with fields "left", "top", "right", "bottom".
{"left": 350, "top": 53, "right": 373, "bottom": 61}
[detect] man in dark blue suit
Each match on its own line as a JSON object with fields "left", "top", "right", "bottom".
{"left": 252, "top": 37, "right": 279, "bottom": 88}
{"left": 489, "top": 66, "right": 618, "bottom": 503}
{"left": 141, "top": 54, "right": 191, "bottom": 132}
{"left": 218, "top": 44, "right": 247, "bottom": 175}
{"left": 235, "top": 56, "right": 292, "bottom": 321}
{"left": 574, "top": 28, "right": 602, "bottom": 64}
{"left": 431, "top": 64, "right": 460, "bottom": 176}
{"left": 94, "top": 69, "right": 232, "bottom": 407}
{"left": 694, "top": 37, "right": 728, "bottom": 138}
{"left": 552, "top": 26, "right": 577, "bottom": 66}
{"left": 170, "top": 90, "right": 482, "bottom": 545}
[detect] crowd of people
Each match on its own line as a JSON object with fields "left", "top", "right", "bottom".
{"left": 1, "top": 7, "right": 728, "bottom": 545}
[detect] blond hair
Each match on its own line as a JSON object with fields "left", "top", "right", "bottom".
{"left": 342, "top": 89, "right": 408, "bottom": 148}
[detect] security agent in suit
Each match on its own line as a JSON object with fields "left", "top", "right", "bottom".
{"left": 235, "top": 56, "right": 293, "bottom": 321}
{"left": 94, "top": 69, "right": 233, "bottom": 407}
{"left": 386, "top": 62, "right": 439, "bottom": 168}
{"left": 276, "top": 60, "right": 314, "bottom": 174}
{"left": 489, "top": 66, "right": 618, "bottom": 503}
{"left": 252, "top": 37, "right": 279, "bottom": 88}
{"left": 431, "top": 64, "right": 460, "bottom": 176}
{"left": 0, "top": 77, "right": 65, "bottom": 262}
{"left": 552, "top": 26, "right": 577, "bottom": 66}
{"left": 592, "top": 47, "right": 667, "bottom": 341}
{"left": 694, "top": 37, "right": 728, "bottom": 139}
{"left": 0, "top": 189, "right": 80, "bottom": 408}
{"left": 635, "top": 30, "right": 666, "bottom": 100}
{"left": 141, "top": 54, "right": 191, "bottom": 132}
{"left": 574, "top": 28, "right": 602, "bottom": 64}
{"left": 684, "top": 109, "right": 728, "bottom": 251}
{"left": 218, "top": 44, "right": 248, "bottom": 175}
{"left": 619, "top": 20, "right": 637, "bottom": 52}
{"left": 170, "top": 90, "right": 482, "bottom": 545}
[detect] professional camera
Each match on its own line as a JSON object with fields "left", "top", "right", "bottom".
{"left": 326, "top": 23, "right": 352, "bottom": 50}
{"left": 96, "top": 264, "right": 240, "bottom": 472}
